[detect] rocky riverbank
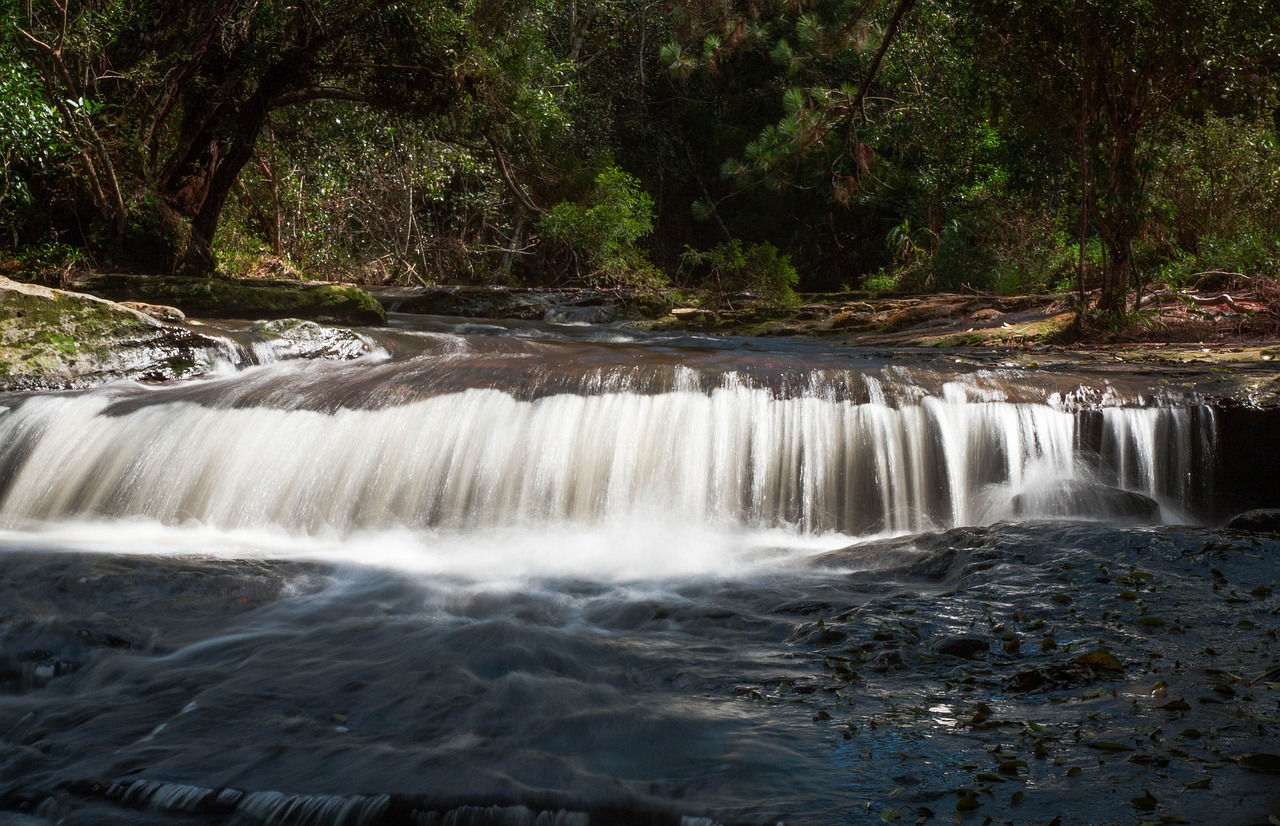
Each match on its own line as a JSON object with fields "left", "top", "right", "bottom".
{"left": 3, "top": 275, "right": 1278, "bottom": 407}
{"left": 0, "top": 277, "right": 229, "bottom": 390}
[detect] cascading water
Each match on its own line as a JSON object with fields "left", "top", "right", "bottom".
{"left": 0, "top": 364, "right": 1210, "bottom": 536}
{"left": 2, "top": 319, "right": 1270, "bottom": 826}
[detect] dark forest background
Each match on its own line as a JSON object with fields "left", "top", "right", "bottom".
{"left": 2, "top": 0, "right": 1278, "bottom": 314}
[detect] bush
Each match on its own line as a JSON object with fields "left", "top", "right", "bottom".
{"left": 680, "top": 240, "right": 800, "bottom": 304}
{"left": 536, "top": 166, "right": 664, "bottom": 288}
{"left": 862, "top": 269, "right": 900, "bottom": 296}
{"left": 1147, "top": 116, "right": 1280, "bottom": 285}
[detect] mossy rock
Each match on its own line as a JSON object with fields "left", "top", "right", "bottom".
{"left": 72, "top": 274, "right": 385, "bottom": 326}
{"left": 0, "top": 277, "right": 224, "bottom": 389}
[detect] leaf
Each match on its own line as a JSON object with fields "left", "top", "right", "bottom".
{"left": 1185, "top": 777, "right": 1212, "bottom": 790}
{"left": 1136, "top": 616, "right": 1167, "bottom": 628}
{"left": 1239, "top": 753, "right": 1280, "bottom": 772}
{"left": 1074, "top": 650, "right": 1123, "bottom": 670}
{"left": 880, "top": 807, "right": 902, "bottom": 822}
{"left": 1066, "top": 766, "right": 1083, "bottom": 777}
{"left": 1011, "top": 791, "right": 1025, "bottom": 805}
{"left": 1159, "top": 699, "right": 1192, "bottom": 711}
{"left": 1087, "top": 741, "right": 1136, "bottom": 752}
{"left": 955, "top": 797, "right": 980, "bottom": 813}
{"left": 1131, "top": 793, "right": 1159, "bottom": 811}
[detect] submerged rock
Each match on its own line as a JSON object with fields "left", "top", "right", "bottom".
{"left": 250, "top": 318, "right": 376, "bottom": 361}
{"left": 933, "top": 635, "right": 990, "bottom": 660}
{"left": 1223, "top": 508, "right": 1280, "bottom": 533}
{"left": 0, "top": 276, "right": 224, "bottom": 390}
{"left": 1011, "top": 480, "right": 1160, "bottom": 521}
{"left": 72, "top": 273, "right": 385, "bottom": 325}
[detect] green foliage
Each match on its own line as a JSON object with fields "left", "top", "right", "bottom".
{"left": 680, "top": 240, "right": 800, "bottom": 305}
{"left": 862, "top": 269, "right": 901, "bottom": 296}
{"left": 4, "top": 0, "right": 1279, "bottom": 305}
{"left": 16, "top": 240, "right": 86, "bottom": 273}
{"left": 1147, "top": 116, "right": 1280, "bottom": 286}
{"left": 537, "top": 166, "right": 663, "bottom": 288}
{"left": 0, "top": 39, "right": 62, "bottom": 236}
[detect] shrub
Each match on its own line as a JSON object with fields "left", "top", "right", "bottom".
{"left": 1147, "top": 116, "right": 1280, "bottom": 285}
{"left": 536, "top": 166, "right": 664, "bottom": 288}
{"left": 680, "top": 240, "right": 800, "bottom": 305}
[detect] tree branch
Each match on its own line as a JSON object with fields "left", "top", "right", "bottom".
{"left": 484, "top": 133, "right": 542, "bottom": 217}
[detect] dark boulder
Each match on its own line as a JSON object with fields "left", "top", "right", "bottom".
{"left": 933, "top": 636, "right": 991, "bottom": 660}
{"left": 1224, "top": 508, "right": 1280, "bottom": 533}
{"left": 1011, "top": 480, "right": 1160, "bottom": 521}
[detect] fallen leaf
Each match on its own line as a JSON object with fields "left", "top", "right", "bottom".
{"left": 1074, "top": 650, "right": 1123, "bottom": 670}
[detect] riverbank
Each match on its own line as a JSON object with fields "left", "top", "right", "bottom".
{"left": 2, "top": 271, "right": 1278, "bottom": 407}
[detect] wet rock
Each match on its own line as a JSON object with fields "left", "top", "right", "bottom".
{"left": 251, "top": 319, "right": 375, "bottom": 361}
{"left": 376, "top": 286, "right": 621, "bottom": 322}
{"left": 72, "top": 273, "right": 385, "bottom": 325}
{"left": 1011, "top": 480, "right": 1159, "bottom": 521}
{"left": 933, "top": 635, "right": 990, "bottom": 660}
{"left": 869, "top": 650, "right": 904, "bottom": 671}
{"left": 670, "top": 307, "right": 714, "bottom": 321}
{"left": 544, "top": 305, "right": 615, "bottom": 325}
{"left": 121, "top": 301, "right": 186, "bottom": 322}
{"left": 0, "top": 276, "right": 225, "bottom": 390}
{"left": 1223, "top": 508, "right": 1280, "bottom": 532}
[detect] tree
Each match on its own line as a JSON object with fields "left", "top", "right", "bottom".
{"left": 966, "top": 0, "right": 1278, "bottom": 314}
{"left": 11, "top": 0, "right": 528, "bottom": 273}
{"left": 0, "top": 34, "right": 61, "bottom": 243}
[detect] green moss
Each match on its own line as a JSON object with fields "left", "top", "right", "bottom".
{"left": 71, "top": 274, "right": 386, "bottom": 325}
{"left": 0, "top": 283, "right": 159, "bottom": 379}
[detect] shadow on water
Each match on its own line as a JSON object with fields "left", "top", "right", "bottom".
{"left": 0, "top": 522, "right": 1276, "bottom": 825}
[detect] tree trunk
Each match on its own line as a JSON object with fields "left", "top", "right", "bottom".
{"left": 158, "top": 65, "right": 300, "bottom": 275}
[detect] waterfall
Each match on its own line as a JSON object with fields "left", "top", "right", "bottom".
{"left": 0, "top": 375, "right": 1212, "bottom": 536}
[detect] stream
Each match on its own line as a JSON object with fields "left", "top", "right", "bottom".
{"left": 0, "top": 314, "right": 1276, "bottom": 825}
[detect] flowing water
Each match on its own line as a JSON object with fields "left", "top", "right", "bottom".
{"left": 0, "top": 315, "right": 1275, "bottom": 825}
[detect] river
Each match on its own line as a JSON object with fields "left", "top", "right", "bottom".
{"left": 0, "top": 314, "right": 1276, "bottom": 825}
